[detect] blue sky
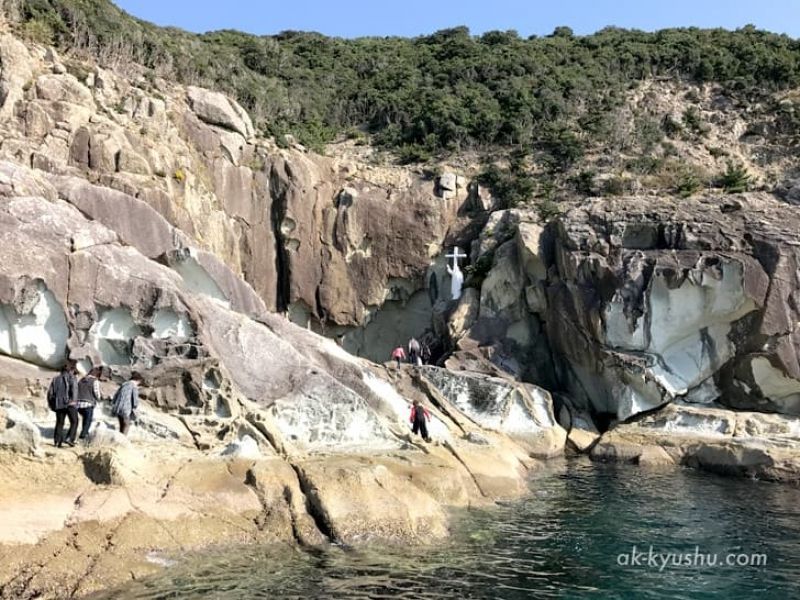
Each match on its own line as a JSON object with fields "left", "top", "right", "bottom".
{"left": 114, "top": 0, "right": 800, "bottom": 38}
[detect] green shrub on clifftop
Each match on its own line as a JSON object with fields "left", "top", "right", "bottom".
{"left": 11, "top": 0, "right": 800, "bottom": 161}
{"left": 719, "top": 161, "right": 752, "bottom": 193}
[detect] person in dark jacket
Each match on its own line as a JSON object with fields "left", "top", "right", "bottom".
{"left": 47, "top": 363, "right": 78, "bottom": 447}
{"left": 111, "top": 372, "right": 142, "bottom": 435}
{"left": 420, "top": 342, "right": 432, "bottom": 365}
{"left": 76, "top": 367, "right": 102, "bottom": 440}
{"left": 409, "top": 399, "right": 431, "bottom": 442}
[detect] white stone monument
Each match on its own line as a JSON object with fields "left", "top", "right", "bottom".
{"left": 446, "top": 246, "right": 467, "bottom": 300}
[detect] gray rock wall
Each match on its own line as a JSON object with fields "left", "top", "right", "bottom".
{"left": 461, "top": 195, "right": 800, "bottom": 425}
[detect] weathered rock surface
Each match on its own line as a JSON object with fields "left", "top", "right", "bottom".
{"left": 186, "top": 86, "right": 254, "bottom": 139}
{"left": 440, "top": 192, "right": 800, "bottom": 487}
{"left": 1, "top": 21, "right": 800, "bottom": 599}
{"left": 457, "top": 196, "right": 800, "bottom": 428}
{"left": 0, "top": 160, "right": 551, "bottom": 599}
{"left": 0, "top": 32, "right": 479, "bottom": 353}
{"left": 546, "top": 195, "right": 800, "bottom": 420}
{"left": 0, "top": 401, "right": 41, "bottom": 454}
{"left": 590, "top": 402, "right": 800, "bottom": 481}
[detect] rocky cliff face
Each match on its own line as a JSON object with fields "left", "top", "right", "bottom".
{"left": 2, "top": 16, "right": 800, "bottom": 599}
{"left": 444, "top": 193, "right": 800, "bottom": 480}
{"left": 547, "top": 195, "right": 800, "bottom": 419}
{"left": 0, "top": 21, "right": 482, "bottom": 362}
{"left": 0, "top": 156, "right": 564, "bottom": 598}
{"left": 452, "top": 194, "right": 800, "bottom": 421}
{"left": 0, "top": 21, "right": 565, "bottom": 599}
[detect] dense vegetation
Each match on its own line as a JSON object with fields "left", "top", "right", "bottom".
{"left": 7, "top": 0, "right": 800, "bottom": 207}
{"left": 13, "top": 1, "right": 800, "bottom": 149}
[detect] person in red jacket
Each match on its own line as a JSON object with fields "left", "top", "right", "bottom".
{"left": 409, "top": 399, "right": 431, "bottom": 442}
{"left": 391, "top": 346, "right": 406, "bottom": 369}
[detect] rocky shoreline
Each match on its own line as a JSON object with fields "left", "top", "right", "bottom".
{"left": 0, "top": 362, "right": 555, "bottom": 599}
{"left": 2, "top": 17, "right": 800, "bottom": 599}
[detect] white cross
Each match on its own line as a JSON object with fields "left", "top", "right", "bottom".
{"left": 445, "top": 246, "right": 467, "bottom": 269}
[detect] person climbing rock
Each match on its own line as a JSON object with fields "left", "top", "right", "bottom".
{"left": 77, "top": 367, "right": 102, "bottom": 440}
{"left": 47, "top": 362, "right": 78, "bottom": 447}
{"left": 421, "top": 341, "right": 432, "bottom": 365}
{"left": 409, "top": 399, "right": 431, "bottom": 442}
{"left": 408, "top": 337, "right": 421, "bottom": 365}
{"left": 111, "top": 372, "right": 142, "bottom": 436}
{"left": 391, "top": 345, "right": 406, "bottom": 369}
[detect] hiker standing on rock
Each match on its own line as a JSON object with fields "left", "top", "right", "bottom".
{"left": 409, "top": 399, "right": 431, "bottom": 442}
{"left": 77, "top": 367, "right": 102, "bottom": 440}
{"left": 111, "top": 372, "right": 142, "bottom": 436}
{"left": 47, "top": 362, "right": 78, "bottom": 448}
{"left": 391, "top": 345, "right": 406, "bottom": 369}
{"left": 408, "top": 337, "right": 421, "bottom": 366}
{"left": 421, "top": 341, "right": 431, "bottom": 365}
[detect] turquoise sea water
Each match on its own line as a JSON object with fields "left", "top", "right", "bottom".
{"left": 92, "top": 460, "right": 800, "bottom": 599}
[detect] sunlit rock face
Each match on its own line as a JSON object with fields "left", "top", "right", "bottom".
{"left": 542, "top": 194, "right": 799, "bottom": 420}
{"left": 0, "top": 38, "right": 478, "bottom": 344}
{"left": 421, "top": 366, "right": 566, "bottom": 456}
{"left": 0, "top": 282, "right": 68, "bottom": 368}
{"left": 593, "top": 255, "right": 761, "bottom": 419}
{"left": 456, "top": 194, "right": 800, "bottom": 423}
{"left": 591, "top": 402, "right": 800, "bottom": 482}
{"left": 0, "top": 163, "right": 564, "bottom": 466}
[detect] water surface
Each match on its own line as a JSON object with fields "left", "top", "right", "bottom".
{"left": 93, "top": 460, "right": 800, "bottom": 599}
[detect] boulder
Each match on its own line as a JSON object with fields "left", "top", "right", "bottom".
{"left": 35, "top": 74, "right": 94, "bottom": 106}
{"left": 0, "top": 33, "right": 34, "bottom": 118}
{"left": 437, "top": 172, "right": 458, "bottom": 199}
{"left": 0, "top": 401, "right": 41, "bottom": 454}
{"left": 52, "top": 176, "right": 176, "bottom": 259}
{"left": 187, "top": 86, "right": 254, "bottom": 139}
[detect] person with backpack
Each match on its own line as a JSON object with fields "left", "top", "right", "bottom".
{"left": 47, "top": 362, "right": 78, "bottom": 447}
{"left": 111, "top": 372, "right": 142, "bottom": 435}
{"left": 76, "top": 367, "right": 102, "bottom": 440}
{"left": 409, "top": 399, "right": 431, "bottom": 442}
